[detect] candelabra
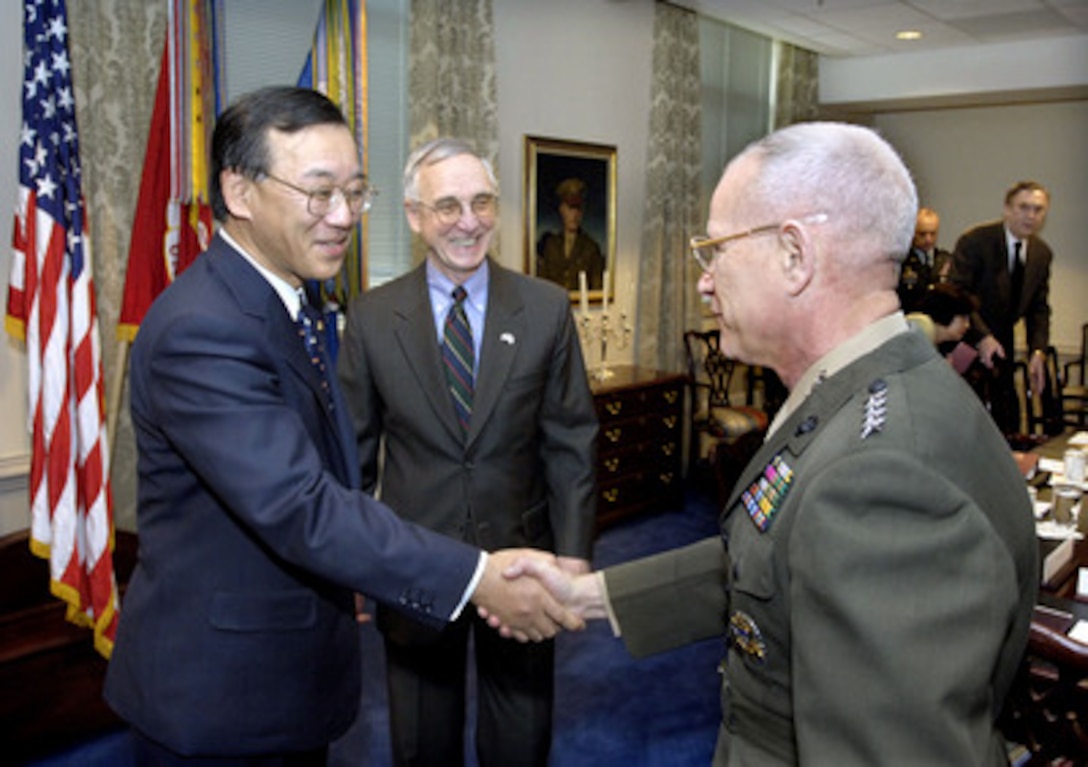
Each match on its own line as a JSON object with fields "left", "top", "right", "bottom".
{"left": 579, "top": 309, "right": 632, "bottom": 381}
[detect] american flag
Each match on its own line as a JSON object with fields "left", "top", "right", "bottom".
{"left": 6, "top": 0, "right": 119, "bottom": 658}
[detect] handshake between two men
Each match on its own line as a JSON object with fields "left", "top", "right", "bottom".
{"left": 471, "top": 549, "right": 604, "bottom": 642}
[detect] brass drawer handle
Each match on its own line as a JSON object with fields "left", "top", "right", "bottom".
{"left": 603, "top": 488, "right": 619, "bottom": 503}
{"left": 659, "top": 471, "right": 675, "bottom": 484}
{"left": 604, "top": 457, "right": 620, "bottom": 472}
{"left": 663, "top": 390, "right": 679, "bottom": 404}
{"left": 662, "top": 415, "right": 677, "bottom": 429}
{"left": 605, "top": 401, "right": 623, "bottom": 416}
{"left": 605, "top": 427, "right": 623, "bottom": 443}
{"left": 660, "top": 443, "right": 675, "bottom": 457}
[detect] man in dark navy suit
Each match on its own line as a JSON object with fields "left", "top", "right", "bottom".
{"left": 103, "top": 87, "right": 580, "bottom": 766}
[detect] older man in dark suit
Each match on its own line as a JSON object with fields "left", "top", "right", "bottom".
{"left": 950, "top": 180, "right": 1054, "bottom": 435}
{"left": 338, "top": 138, "right": 597, "bottom": 767}
{"left": 497, "top": 122, "right": 1038, "bottom": 766}
{"left": 104, "top": 89, "right": 579, "bottom": 766}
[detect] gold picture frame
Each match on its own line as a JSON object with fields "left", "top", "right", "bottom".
{"left": 524, "top": 136, "right": 617, "bottom": 303}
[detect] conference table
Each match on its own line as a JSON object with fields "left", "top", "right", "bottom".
{"left": 1028, "top": 429, "right": 1088, "bottom": 605}
{"left": 1001, "top": 430, "right": 1088, "bottom": 762}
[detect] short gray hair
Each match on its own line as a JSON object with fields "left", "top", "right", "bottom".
{"left": 402, "top": 138, "right": 498, "bottom": 201}
{"left": 740, "top": 122, "right": 917, "bottom": 265}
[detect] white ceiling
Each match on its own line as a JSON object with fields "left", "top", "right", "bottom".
{"left": 676, "top": 0, "right": 1088, "bottom": 57}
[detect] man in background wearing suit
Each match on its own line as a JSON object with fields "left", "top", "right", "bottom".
{"left": 950, "top": 180, "right": 1053, "bottom": 435}
{"left": 897, "top": 206, "right": 951, "bottom": 312}
{"left": 497, "top": 122, "right": 1038, "bottom": 765}
{"left": 104, "top": 89, "right": 580, "bottom": 766}
{"left": 337, "top": 138, "right": 597, "bottom": 767}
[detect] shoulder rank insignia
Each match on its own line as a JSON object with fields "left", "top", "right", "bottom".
{"left": 729, "top": 610, "right": 766, "bottom": 663}
{"left": 741, "top": 454, "right": 794, "bottom": 532}
{"left": 859, "top": 378, "right": 888, "bottom": 440}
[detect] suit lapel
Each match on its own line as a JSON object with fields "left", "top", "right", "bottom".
{"left": 392, "top": 267, "right": 465, "bottom": 442}
{"left": 467, "top": 263, "right": 523, "bottom": 447}
{"left": 210, "top": 237, "right": 356, "bottom": 478}
{"left": 1017, "top": 236, "right": 1042, "bottom": 315}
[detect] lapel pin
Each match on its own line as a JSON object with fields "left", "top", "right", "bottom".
{"left": 499, "top": 332, "right": 516, "bottom": 345}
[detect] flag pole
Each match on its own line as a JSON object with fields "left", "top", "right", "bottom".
{"left": 107, "top": 339, "right": 130, "bottom": 463}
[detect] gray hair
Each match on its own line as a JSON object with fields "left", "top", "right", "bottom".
{"left": 739, "top": 122, "right": 917, "bottom": 266}
{"left": 402, "top": 138, "right": 498, "bottom": 201}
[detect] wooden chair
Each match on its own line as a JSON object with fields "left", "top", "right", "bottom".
{"left": 1015, "top": 346, "right": 1064, "bottom": 438}
{"left": 683, "top": 330, "right": 768, "bottom": 500}
{"left": 1000, "top": 611, "right": 1088, "bottom": 763}
{"left": 1061, "top": 323, "right": 1088, "bottom": 428}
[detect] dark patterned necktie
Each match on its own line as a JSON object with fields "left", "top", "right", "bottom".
{"left": 1010, "top": 240, "right": 1024, "bottom": 306}
{"left": 297, "top": 300, "right": 332, "bottom": 400}
{"left": 442, "top": 286, "right": 474, "bottom": 434}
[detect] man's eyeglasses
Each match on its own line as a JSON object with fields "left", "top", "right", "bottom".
{"left": 262, "top": 173, "right": 377, "bottom": 218}
{"left": 689, "top": 213, "right": 828, "bottom": 272}
{"left": 415, "top": 193, "right": 498, "bottom": 227}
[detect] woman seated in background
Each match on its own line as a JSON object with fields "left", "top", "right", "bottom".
{"left": 906, "top": 282, "right": 977, "bottom": 362}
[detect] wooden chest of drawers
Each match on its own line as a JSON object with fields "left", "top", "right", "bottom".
{"left": 591, "top": 366, "right": 686, "bottom": 528}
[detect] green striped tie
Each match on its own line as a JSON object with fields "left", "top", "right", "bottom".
{"left": 442, "top": 286, "right": 474, "bottom": 434}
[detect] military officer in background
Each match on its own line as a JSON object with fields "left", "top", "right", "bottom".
{"left": 897, "top": 206, "right": 952, "bottom": 312}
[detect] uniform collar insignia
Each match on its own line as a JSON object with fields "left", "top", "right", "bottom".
{"left": 860, "top": 378, "right": 888, "bottom": 440}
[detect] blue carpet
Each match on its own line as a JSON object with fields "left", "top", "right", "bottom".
{"left": 23, "top": 487, "right": 724, "bottom": 767}
{"left": 328, "top": 485, "right": 724, "bottom": 766}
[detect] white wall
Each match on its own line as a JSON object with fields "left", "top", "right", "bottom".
{"left": 493, "top": 0, "right": 655, "bottom": 353}
{"left": 875, "top": 101, "right": 1088, "bottom": 356}
{"left": 820, "top": 35, "right": 1088, "bottom": 111}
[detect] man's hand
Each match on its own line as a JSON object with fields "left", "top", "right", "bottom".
{"left": 557, "top": 556, "right": 591, "bottom": 576}
{"left": 471, "top": 549, "right": 585, "bottom": 643}
{"left": 478, "top": 555, "right": 608, "bottom": 636}
{"left": 977, "top": 335, "right": 1004, "bottom": 368}
{"left": 1028, "top": 351, "right": 1046, "bottom": 396}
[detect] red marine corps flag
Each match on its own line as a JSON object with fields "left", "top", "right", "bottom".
{"left": 117, "top": 0, "right": 220, "bottom": 340}
{"left": 6, "top": 0, "right": 119, "bottom": 658}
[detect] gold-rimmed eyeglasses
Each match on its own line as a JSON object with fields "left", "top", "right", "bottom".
{"left": 690, "top": 213, "right": 829, "bottom": 272}
{"left": 414, "top": 193, "right": 498, "bottom": 227}
{"left": 262, "top": 173, "right": 377, "bottom": 218}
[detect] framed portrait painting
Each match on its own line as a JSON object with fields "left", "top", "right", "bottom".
{"left": 523, "top": 136, "right": 616, "bottom": 303}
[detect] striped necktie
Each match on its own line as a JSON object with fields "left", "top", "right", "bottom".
{"left": 442, "top": 285, "right": 474, "bottom": 434}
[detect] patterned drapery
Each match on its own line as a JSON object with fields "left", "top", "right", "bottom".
{"left": 635, "top": 2, "right": 703, "bottom": 373}
{"left": 408, "top": 0, "right": 499, "bottom": 262}
{"left": 774, "top": 41, "right": 820, "bottom": 129}
{"left": 68, "top": 1, "right": 167, "bottom": 530}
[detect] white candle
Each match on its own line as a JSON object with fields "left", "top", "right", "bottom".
{"left": 579, "top": 270, "right": 589, "bottom": 318}
{"left": 601, "top": 269, "right": 610, "bottom": 316}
